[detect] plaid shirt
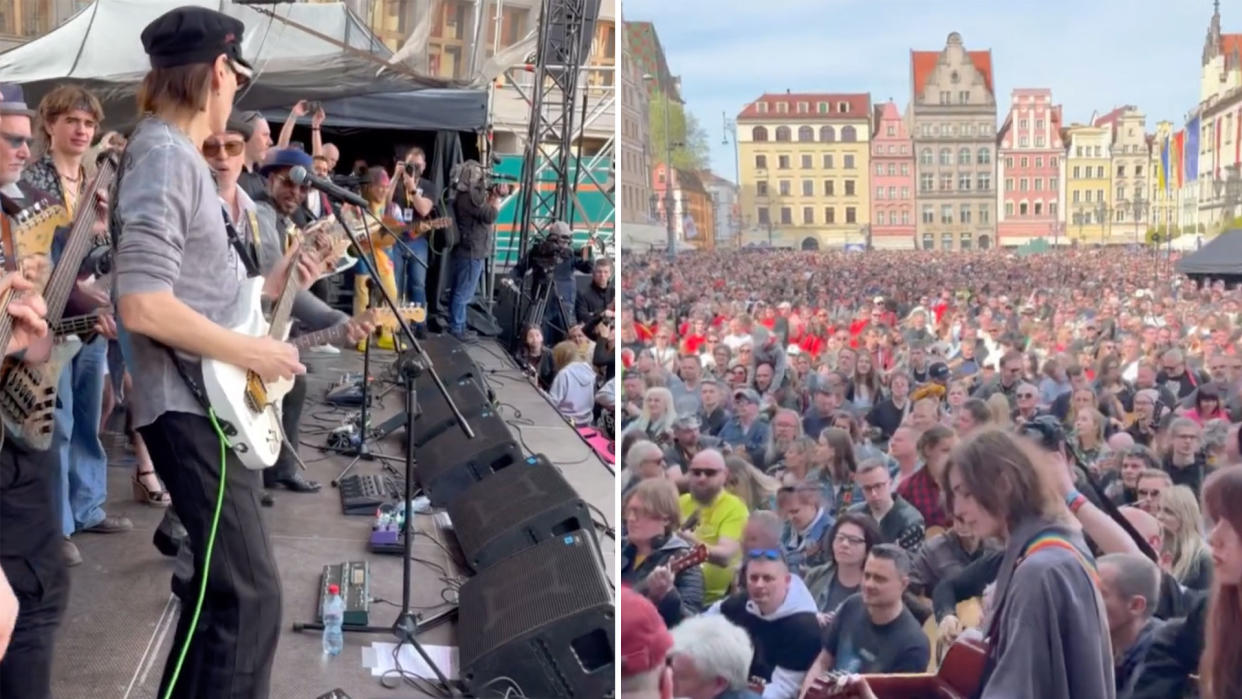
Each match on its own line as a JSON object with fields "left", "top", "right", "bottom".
{"left": 897, "top": 466, "right": 949, "bottom": 529}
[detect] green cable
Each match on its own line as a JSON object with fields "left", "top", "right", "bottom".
{"left": 162, "top": 407, "right": 230, "bottom": 699}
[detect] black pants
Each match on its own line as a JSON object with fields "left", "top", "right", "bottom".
{"left": 0, "top": 443, "right": 68, "bottom": 699}
{"left": 264, "top": 372, "right": 307, "bottom": 484}
{"left": 140, "top": 411, "right": 282, "bottom": 699}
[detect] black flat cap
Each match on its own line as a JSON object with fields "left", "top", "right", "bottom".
{"left": 141, "top": 7, "right": 253, "bottom": 83}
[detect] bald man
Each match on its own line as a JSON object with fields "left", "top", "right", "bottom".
{"left": 1119, "top": 506, "right": 1202, "bottom": 620}
{"left": 678, "top": 449, "right": 747, "bottom": 605}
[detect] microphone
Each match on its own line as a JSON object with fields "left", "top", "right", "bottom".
{"left": 289, "top": 165, "right": 368, "bottom": 208}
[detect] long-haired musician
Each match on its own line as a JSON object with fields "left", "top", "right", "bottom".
{"left": 112, "top": 8, "right": 325, "bottom": 696}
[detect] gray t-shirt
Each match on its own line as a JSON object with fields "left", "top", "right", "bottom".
{"left": 115, "top": 117, "right": 247, "bottom": 429}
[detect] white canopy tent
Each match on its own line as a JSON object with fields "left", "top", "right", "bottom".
{"left": 0, "top": 0, "right": 487, "bottom": 129}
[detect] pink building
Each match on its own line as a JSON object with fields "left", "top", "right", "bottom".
{"left": 996, "top": 88, "right": 1064, "bottom": 244}
{"left": 870, "top": 100, "right": 917, "bottom": 248}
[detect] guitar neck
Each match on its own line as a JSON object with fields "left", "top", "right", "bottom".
{"left": 53, "top": 311, "right": 101, "bottom": 338}
{"left": 291, "top": 323, "right": 349, "bottom": 350}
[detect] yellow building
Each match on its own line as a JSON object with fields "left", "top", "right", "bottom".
{"left": 1064, "top": 125, "right": 1113, "bottom": 242}
{"left": 737, "top": 93, "right": 872, "bottom": 248}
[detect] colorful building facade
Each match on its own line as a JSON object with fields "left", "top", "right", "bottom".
{"left": 996, "top": 88, "right": 1064, "bottom": 244}
{"left": 869, "top": 100, "right": 917, "bottom": 249}
{"left": 1064, "top": 125, "right": 1113, "bottom": 242}
{"left": 1095, "top": 106, "right": 1150, "bottom": 244}
{"left": 737, "top": 92, "right": 872, "bottom": 248}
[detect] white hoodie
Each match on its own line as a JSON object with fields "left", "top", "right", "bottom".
{"left": 549, "top": 361, "right": 597, "bottom": 425}
{"left": 707, "top": 575, "right": 820, "bottom": 699}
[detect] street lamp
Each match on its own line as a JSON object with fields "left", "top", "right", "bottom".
{"left": 643, "top": 73, "right": 677, "bottom": 260}
{"left": 722, "top": 112, "right": 742, "bottom": 247}
{"left": 1131, "top": 194, "right": 1147, "bottom": 245}
{"left": 1095, "top": 203, "right": 1108, "bottom": 245}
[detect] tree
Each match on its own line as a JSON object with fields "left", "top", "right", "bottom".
{"left": 648, "top": 92, "right": 710, "bottom": 172}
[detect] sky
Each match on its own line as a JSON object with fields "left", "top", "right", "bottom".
{"left": 622, "top": 0, "right": 1215, "bottom": 183}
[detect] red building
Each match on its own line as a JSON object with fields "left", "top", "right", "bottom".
{"left": 996, "top": 88, "right": 1064, "bottom": 244}
{"left": 869, "top": 100, "right": 917, "bottom": 248}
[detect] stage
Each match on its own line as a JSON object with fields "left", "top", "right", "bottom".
{"left": 50, "top": 338, "right": 616, "bottom": 699}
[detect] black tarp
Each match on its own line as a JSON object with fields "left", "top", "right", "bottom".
{"left": 1176, "top": 230, "right": 1242, "bottom": 280}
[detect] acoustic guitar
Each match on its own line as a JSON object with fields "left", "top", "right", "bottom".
{"left": 631, "top": 544, "right": 708, "bottom": 597}
{"left": 805, "top": 635, "right": 988, "bottom": 699}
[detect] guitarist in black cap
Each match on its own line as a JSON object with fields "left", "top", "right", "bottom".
{"left": 113, "top": 7, "right": 325, "bottom": 697}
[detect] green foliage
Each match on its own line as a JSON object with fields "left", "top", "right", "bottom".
{"left": 648, "top": 93, "right": 710, "bottom": 171}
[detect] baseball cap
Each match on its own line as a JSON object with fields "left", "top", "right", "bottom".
{"left": 620, "top": 586, "right": 672, "bottom": 677}
{"left": 733, "top": 388, "right": 761, "bottom": 405}
{"left": 929, "top": 362, "right": 950, "bottom": 382}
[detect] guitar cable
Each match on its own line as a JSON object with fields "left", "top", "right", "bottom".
{"left": 162, "top": 407, "right": 230, "bottom": 699}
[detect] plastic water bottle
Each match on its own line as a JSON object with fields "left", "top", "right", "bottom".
{"left": 322, "top": 584, "right": 344, "bottom": 656}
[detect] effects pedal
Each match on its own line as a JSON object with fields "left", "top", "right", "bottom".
{"left": 317, "top": 561, "right": 370, "bottom": 626}
{"left": 338, "top": 473, "right": 398, "bottom": 515}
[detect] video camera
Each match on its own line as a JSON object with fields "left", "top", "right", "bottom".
{"left": 527, "top": 225, "right": 574, "bottom": 274}
{"left": 450, "top": 158, "right": 516, "bottom": 199}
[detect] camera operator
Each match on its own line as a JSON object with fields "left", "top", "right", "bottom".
{"left": 449, "top": 160, "right": 508, "bottom": 341}
{"left": 392, "top": 147, "right": 438, "bottom": 337}
{"left": 511, "top": 221, "right": 595, "bottom": 345}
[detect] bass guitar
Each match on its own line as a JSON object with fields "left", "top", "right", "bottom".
{"left": 0, "top": 153, "right": 118, "bottom": 449}
{"left": 201, "top": 219, "right": 336, "bottom": 470}
{"left": 804, "top": 635, "right": 988, "bottom": 699}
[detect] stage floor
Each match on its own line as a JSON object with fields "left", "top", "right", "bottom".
{"left": 50, "top": 338, "right": 616, "bottom": 699}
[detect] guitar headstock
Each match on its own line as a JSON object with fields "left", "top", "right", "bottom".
{"left": 372, "top": 304, "right": 427, "bottom": 328}
{"left": 11, "top": 198, "right": 69, "bottom": 260}
{"left": 668, "top": 544, "right": 707, "bottom": 575}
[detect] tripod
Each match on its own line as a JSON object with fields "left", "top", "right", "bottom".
{"left": 515, "top": 268, "right": 576, "bottom": 349}
{"left": 299, "top": 196, "right": 471, "bottom": 697}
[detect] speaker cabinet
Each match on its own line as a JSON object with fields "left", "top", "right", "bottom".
{"left": 458, "top": 531, "right": 613, "bottom": 698}
{"left": 415, "top": 405, "right": 522, "bottom": 507}
{"left": 448, "top": 454, "right": 593, "bottom": 571}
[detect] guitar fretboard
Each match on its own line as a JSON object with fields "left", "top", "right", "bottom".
{"left": 53, "top": 312, "right": 101, "bottom": 338}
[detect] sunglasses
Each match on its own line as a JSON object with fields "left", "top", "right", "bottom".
{"left": 0, "top": 132, "right": 32, "bottom": 149}
{"left": 202, "top": 140, "right": 245, "bottom": 157}
{"left": 1137, "top": 488, "right": 1163, "bottom": 498}
{"left": 746, "top": 548, "right": 782, "bottom": 561}
{"left": 278, "top": 174, "right": 311, "bottom": 191}
{"left": 688, "top": 468, "right": 721, "bottom": 478}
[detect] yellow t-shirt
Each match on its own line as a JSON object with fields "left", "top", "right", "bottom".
{"left": 680, "top": 490, "right": 748, "bottom": 604}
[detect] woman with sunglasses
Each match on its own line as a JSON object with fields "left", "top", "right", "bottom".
{"left": 622, "top": 478, "right": 704, "bottom": 628}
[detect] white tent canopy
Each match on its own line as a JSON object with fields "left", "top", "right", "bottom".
{"left": 0, "top": 0, "right": 486, "bottom": 128}
{"left": 1171, "top": 233, "right": 1205, "bottom": 251}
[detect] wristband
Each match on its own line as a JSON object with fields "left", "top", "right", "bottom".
{"left": 1065, "top": 489, "right": 1087, "bottom": 514}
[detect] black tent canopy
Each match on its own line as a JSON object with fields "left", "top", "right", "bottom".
{"left": 1176, "top": 230, "right": 1242, "bottom": 283}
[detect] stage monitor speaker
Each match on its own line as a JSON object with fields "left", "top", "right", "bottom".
{"left": 458, "top": 530, "right": 613, "bottom": 698}
{"left": 413, "top": 335, "right": 491, "bottom": 401}
{"left": 448, "top": 454, "right": 593, "bottom": 572}
{"left": 416, "top": 405, "right": 523, "bottom": 507}
{"left": 413, "top": 374, "right": 490, "bottom": 441}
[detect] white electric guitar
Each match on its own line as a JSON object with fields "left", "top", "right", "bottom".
{"left": 202, "top": 220, "right": 336, "bottom": 469}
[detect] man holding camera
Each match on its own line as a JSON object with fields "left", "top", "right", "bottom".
{"left": 449, "top": 165, "right": 507, "bottom": 341}
{"left": 394, "top": 147, "right": 438, "bottom": 336}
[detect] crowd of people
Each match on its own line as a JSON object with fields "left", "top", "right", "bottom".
{"left": 618, "top": 247, "right": 1242, "bottom": 699}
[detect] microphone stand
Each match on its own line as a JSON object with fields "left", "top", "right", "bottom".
{"left": 301, "top": 193, "right": 472, "bottom": 698}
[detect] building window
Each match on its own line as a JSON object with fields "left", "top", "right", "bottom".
{"left": 1049, "top": 202, "right": 1057, "bottom": 217}
{"left": 1050, "top": 156, "right": 1058, "bottom": 167}
{"left": 826, "top": 207, "right": 835, "bottom": 223}
{"left": 941, "top": 205, "right": 953, "bottom": 224}
{"left": 776, "top": 102, "right": 788, "bottom": 114}
{"left": 1135, "top": 165, "right": 1143, "bottom": 176}
{"left": 820, "top": 125, "right": 836, "bottom": 142}
{"left": 901, "top": 163, "right": 910, "bottom": 175}
{"left": 939, "top": 149, "right": 952, "bottom": 166}
{"left": 901, "top": 186, "right": 910, "bottom": 199}
{"left": 980, "top": 205, "right": 990, "bottom": 223}
{"left": 922, "top": 205, "right": 935, "bottom": 223}
{"left": 797, "top": 102, "right": 809, "bottom": 113}
{"left": 757, "top": 207, "right": 770, "bottom": 224}
{"left": 1035, "top": 119, "right": 1044, "bottom": 130}
{"left": 845, "top": 207, "right": 856, "bottom": 223}
{"left": 1096, "top": 166, "right": 1105, "bottom": 178}
{"left": 752, "top": 126, "right": 769, "bottom": 141}
{"left": 1035, "top": 156, "right": 1043, "bottom": 168}
{"left": 1117, "top": 165, "right": 1125, "bottom": 177}
{"left": 844, "top": 154, "right": 855, "bottom": 169}
{"left": 959, "top": 173, "right": 972, "bottom": 190}
{"left": 1006, "top": 201, "right": 1014, "bottom": 217}
{"left": 801, "top": 154, "right": 813, "bottom": 169}
{"left": 818, "top": 102, "right": 829, "bottom": 113}
{"left": 876, "top": 163, "right": 885, "bottom": 176}
{"left": 1019, "top": 178, "right": 1028, "bottom": 191}
{"left": 798, "top": 126, "right": 815, "bottom": 141}
{"left": 960, "top": 232, "right": 972, "bottom": 250}
{"left": 978, "top": 148, "right": 991, "bottom": 164}
{"left": 920, "top": 148, "right": 933, "bottom": 165}
{"left": 958, "top": 91, "right": 970, "bottom": 104}
{"left": 803, "top": 206, "right": 814, "bottom": 223}
{"left": 1005, "top": 178, "right": 1014, "bottom": 192}
{"left": 940, "top": 173, "right": 953, "bottom": 191}
{"left": 1084, "top": 190, "right": 1092, "bottom": 202}
{"left": 1034, "top": 178, "right": 1043, "bottom": 191}
{"left": 757, "top": 181, "right": 769, "bottom": 196}
{"left": 1006, "top": 157, "right": 1014, "bottom": 169}
{"left": 876, "top": 186, "right": 885, "bottom": 199}
{"left": 824, "top": 180, "right": 835, "bottom": 196}
{"left": 959, "top": 147, "right": 971, "bottom": 165}
{"left": 755, "top": 154, "right": 767, "bottom": 169}
{"left": 779, "top": 155, "right": 791, "bottom": 169}
{"left": 920, "top": 173, "right": 933, "bottom": 192}
{"left": 1020, "top": 157, "right": 1028, "bottom": 168}
{"left": 1117, "top": 185, "right": 1126, "bottom": 200}
{"left": 844, "top": 180, "right": 856, "bottom": 196}
{"left": 802, "top": 180, "right": 814, "bottom": 196}
{"left": 977, "top": 173, "right": 991, "bottom": 191}
{"left": 838, "top": 101, "right": 850, "bottom": 113}
{"left": 1073, "top": 190, "right": 1081, "bottom": 203}
{"left": 960, "top": 204, "right": 972, "bottom": 224}
{"left": 780, "top": 207, "right": 792, "bottom": 224}
{"left": 775, "top": 126, "right": 791, "bottom": 141}
{"left": 1050, "top": 177, "right": 1058, "bottom": 191}
{"left": 888, "top": 186, "right": 897, "bottom": 199}
{"left": 886, "top": 125, "right": 895, "bottom": 136}
{"left": 822, "top": 154, "right": 834, "bottom": 168}
{"left": 1072, "top": 166, "right": 1080, "bottom": 178}
{"left": 1019, "top": 202, "right": 1028, "bottom": 215}
{"left": 1034, "top": 201, "right": 1043, "bottom": 215}
{"left": 942, "top": 232, "right": 954, "bottom": 249}
{"left": 887, "top": 163, "right": 896, "bottom": 175}
{"left": 939, "top": 91, "right": 951, "bottom": 105}
{"left": 779, "top": 180, "right": 791, "bottom": 196}
{"left": 1097, "top": 188, "right": 1104, "bottom": 200}
{"left": 922, "top": 233, "right": 934, "bottom": 249}
{"left": 841, "top": 126, "right": 857, "bottom": 142}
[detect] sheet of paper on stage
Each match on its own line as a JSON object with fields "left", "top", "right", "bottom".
{"left": 362, "top": 642, "right": 459, "bottom": 679}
